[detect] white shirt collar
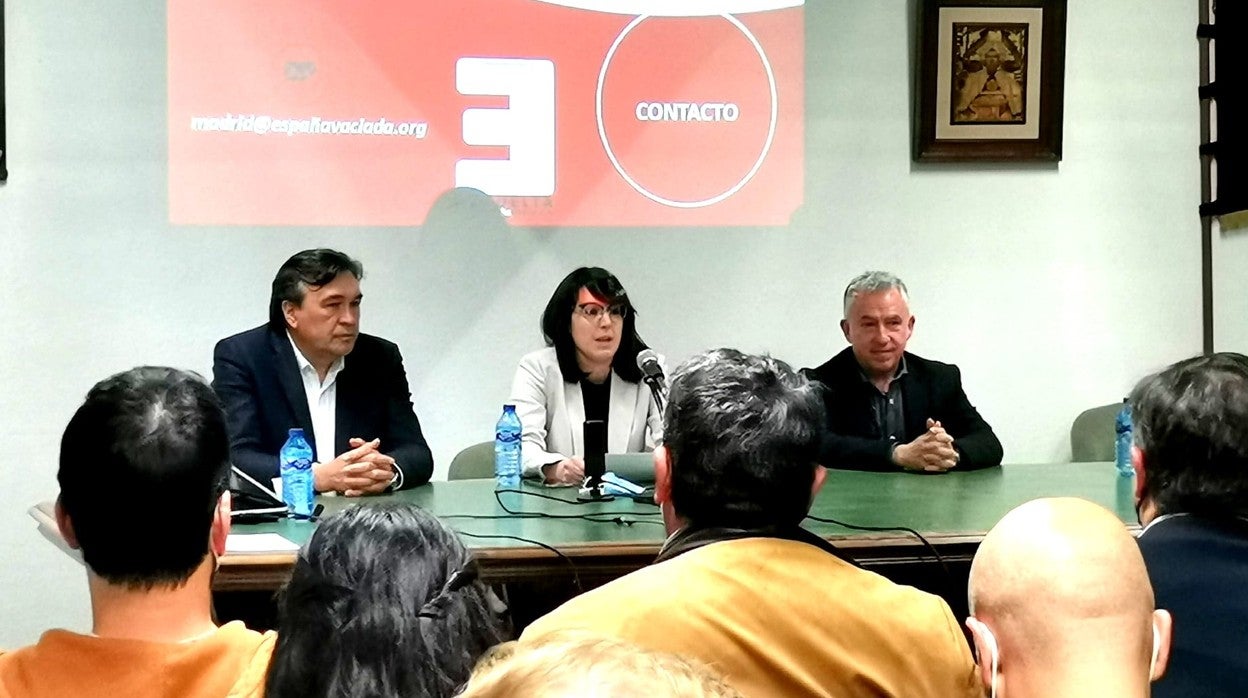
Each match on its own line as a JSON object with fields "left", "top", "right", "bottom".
{"left": 287, "top": 332, "right": 345, "bottom": 386}
{"left": 1139, "top": 512, "right": 1188, "bottom": 537}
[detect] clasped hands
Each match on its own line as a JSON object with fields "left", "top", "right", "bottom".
{"left": 892, "top": 419, "right": 961, "bottom": 473}
{"left": 313, "top": 437, "right": 397, "bottom": 496}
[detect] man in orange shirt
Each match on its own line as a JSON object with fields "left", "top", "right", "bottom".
{"left": 522, "top": 349, "right": 981, "bottom": 698}
{"left": 0, "top": 367, "right": 274, "bottom": 698}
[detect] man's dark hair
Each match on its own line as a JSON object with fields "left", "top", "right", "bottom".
{"left": 269, "top": 249, "right": 364, "bottom": 330}
{"left": 664, "top": 349, "right": 827, "bottom": 529}
{"left": 57, "top": 366, "right": 230, "bottom": 589}
{"left": 541, "top": 267, "right": 648, "bottom": 384}
{"left": 266, "top": 503, "right": 509, "bottom": 698}
{"left": 1131, "top": 352, "right": 1248, "bottom": 520}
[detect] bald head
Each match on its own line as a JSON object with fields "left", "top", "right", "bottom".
{"left": 969, "top": 498, "right": 1161, "bottom": 685}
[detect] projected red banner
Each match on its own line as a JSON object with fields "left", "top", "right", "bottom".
{"left": 168, "top": 1, "right": 804, "bottom": 226}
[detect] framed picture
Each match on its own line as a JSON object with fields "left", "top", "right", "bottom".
{"left": 913, "top": 0, "right": 1067, "bottom": 162}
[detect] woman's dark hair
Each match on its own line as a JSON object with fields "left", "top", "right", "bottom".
{"left": 540, "top": 267, "right": 647, "bottom": 383}
{"left": 265, "top": 503, "right": 510, "bottom": 698}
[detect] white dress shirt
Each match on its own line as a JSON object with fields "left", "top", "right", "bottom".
{"left": 287, "top": 333, "right": 403, "bottom": 490}
{"left": 288, "top": 333, "right": 345, "bottom": 465}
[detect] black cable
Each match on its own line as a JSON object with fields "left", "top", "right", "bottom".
{"left": 454, "top": 531, "right": 583, "bottom": 593}
{"left": 495, "top": 488, "right": 599, "bottom": 505}
{"left": 444, "top": 486, "right": 667, "bottom": 527}
{"left": 443, "top": 513, "right": 664, "bottom": 527}
{"left": 580, "top": 516, "right": 665, "bottom": 527}
{"left": 493, "top": 489, "right": 662, "bottom": 522}
{"left": 806, "top": 514, "right": 953, "bottom": 587}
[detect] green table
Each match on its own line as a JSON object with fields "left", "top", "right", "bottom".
{"left": 210, "top": 462, "right": 1137, "bottom": 592}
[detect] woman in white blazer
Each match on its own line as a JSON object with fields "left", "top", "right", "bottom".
{"left": 509, "top": 267, "right": 663, "bottom": 484}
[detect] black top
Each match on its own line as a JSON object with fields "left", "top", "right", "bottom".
{"left": 865, "top": 358, "right": 908, "bottom": 447}
{"left": 801, "top": 347, "right": 1003, "bottom": 471}
{"left": 581, "top": 376, "right": 611, "bottom": 431}
{"left": 1138, "top": 515, "right": 1248, "bottom": 698}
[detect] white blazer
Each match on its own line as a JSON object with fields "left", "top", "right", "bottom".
{"left": 509, "top": 347, "right": 663, "bottom": 478}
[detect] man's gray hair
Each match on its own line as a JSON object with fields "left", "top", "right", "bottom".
{"left": 662, "top": 348, "right": 827, "bottom": 528}
{"left": 842, "top": 271, "right": 910, "bottom": 318}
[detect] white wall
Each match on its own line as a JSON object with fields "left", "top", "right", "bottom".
{"left": 1214, "top": 218, "right": 1248, "bottom": 352}
{"left": 0, "top": 1, "right": 1201, "bottom": 645}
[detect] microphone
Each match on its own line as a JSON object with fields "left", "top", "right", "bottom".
{"left": 636, "top": 349, "right": 666, "bottom": 390}
{"left": 636, "top": 349, "right": 667, "bottom": 412}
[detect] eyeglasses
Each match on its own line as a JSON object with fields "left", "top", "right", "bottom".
{"left": 574, "top": 303, "right": 628, "bottom": 321}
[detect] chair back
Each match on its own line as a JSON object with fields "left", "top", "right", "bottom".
{"left": 449, "top": 441, "right": 496, "bottom": 480}
{"left": 1070, "top": 403, "right": 1122, "bottom": 462}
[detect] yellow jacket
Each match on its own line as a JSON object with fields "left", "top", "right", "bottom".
{"left": 0, "top": 621, "right": 275, "bottom": 698}
{"left": 523, "top": 536, "right": 982, "bottom": 698}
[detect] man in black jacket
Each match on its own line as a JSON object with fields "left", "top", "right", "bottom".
{"left": 212, "top": 249, "right": 433, "bottom": 494}
{"left": 803, "top": 271, "right": 1002, "bottom": 472}
{"left": 1131, "top": 352, "right": 1248, "bottom": 698}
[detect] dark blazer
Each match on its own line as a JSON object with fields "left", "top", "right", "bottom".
{"left": 802, "top": 348, "right": 1002, "bottom": 471}
{"left": 1138, "top": 515, "right": 1248, "bottom": 698}
{"left": 212, "top": 325, "right": 433, "bottom": 489}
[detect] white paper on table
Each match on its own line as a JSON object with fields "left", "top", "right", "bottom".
{"left": 225, "top": 533, "right": 301, "bottom": 555}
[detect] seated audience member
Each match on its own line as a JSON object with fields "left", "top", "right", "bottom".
{"left": 460, "top": 634, "right": 741, "bottom": 698}
{"left": 522, "top": 349, "right": 981, "bottom": 697}
{"left": 0, "top": 367, "right": 275, "bottom": 698}
{"left": 803, "top": 271, "right": 1002, "bottom": 472}
{"left": 1130, "top": 352, "right": 1248, "bottom": 698}
{"left": 213, "top": 248, "right": 433, "bottom": 495}
{"left": 967, "top": 497, "right": 1171, "bottom": 698}
{"left": 510, "top": 267, "right": 663, "bottom": 485}
{"left": 264, "top": 502, "right": 509, "bottom": 698}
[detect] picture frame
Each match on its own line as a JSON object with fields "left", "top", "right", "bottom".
{"left": 913, "top": 0, "right": 1067, "bottom": 162}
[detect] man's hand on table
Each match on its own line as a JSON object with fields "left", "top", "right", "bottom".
{"left": 893, "top": 419, "right": 960, "bottom": 473}
{"left": 313, "top": 437, "right": 397, "bottom": 496}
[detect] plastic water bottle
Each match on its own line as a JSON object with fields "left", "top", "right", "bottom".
{"left": 1114, "top": 400, "right": 1134, "bottom": 477}
{"left": 495, "top": 404, "right": 522, "bottom": 490}
{"left": 280, "top": 428, "right": 316, "bottom": 518}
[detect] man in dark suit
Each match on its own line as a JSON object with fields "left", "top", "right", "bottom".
{"left": 213, "top": 249, "right": 433, "bottom": 494}
{"left": 1131, "top": 352, "right": 1248, "bottom": 698}
{"left": 803, "top": 271, "right": 1002, "bottom": 472}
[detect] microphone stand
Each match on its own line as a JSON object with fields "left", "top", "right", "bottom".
{"left": 577, "top": 419, "right": 614, "bottom": 502}
{"left": 645, "top": 376, "right": 667, "bottom": 414}
{"left": 578, "top": 476, "right": 614, "bottom": 502}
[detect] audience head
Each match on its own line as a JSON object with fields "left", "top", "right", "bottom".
{"left": 541, "top": 267, "right": 647, "bottom": 383}
{"left": 56, "top": 367, "right": 231, "bottom": 589}
{"left": 265, "top": 502, "right": 508, "bottom": 698}
{"left": 967, "top": 498, "right": 1170, "bottom": 698}
{"left": 1129, "top": 351, "right": 1248, "bottom": 524}
{"left": 460, "top": 634, "right": 742, "bottom": 698}
{"left": 840, "top": 270, "right": 913, "bottom": 380}
{"left": 655, "top": 349, "right": 827, "bottom": 533}
{"left": 268, "top": 248, "right": 364, "bottom": 365}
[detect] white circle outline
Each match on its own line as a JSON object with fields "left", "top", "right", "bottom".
{"left": 595, "top": 14, "right": 779, "bottom": 209}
